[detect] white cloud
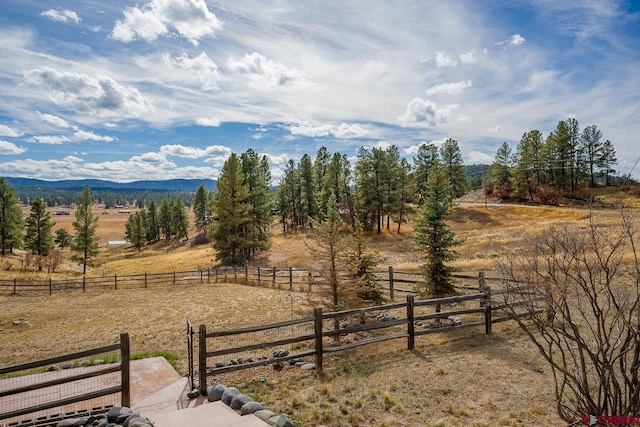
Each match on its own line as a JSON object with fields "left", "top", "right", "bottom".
{"left": 227, "top": 53, "right": 311, "bottom": 90}
{"left": 399, "top": 98, "right": 455, "bottom": 127}
{"left": 41, "top": 9, "right": 81, "bottom": 24}
{"left": 425, "top": 81, "right": 472, "bottom": 96}
{"left": 63, "top": 155, "right": 84, "bottom": 162}
{"left": 160, "top": 144, "right": 232, "bottom": 160}
{"left": 112, "top": 0, "right": 222, "bottom": 46}
{"left": 103, "top": 122, "right": 118, "bottom": 128}
{"left": 488, "top": 124, "right": 502, "bottom": 133}
{"left": 130, "top": 152, "right": 170, "bottom": 164}
{"left": 459, "top": 51, "right": 477, "bottom": 64}
{"left": 23, "top": 67, "right": 153, "bottom": 119}
{"left": 435, "top": 51, "right": 457, "bottom": 67}
{"left": 0, "top": 140, "right": 26, "bottom": 155}
{"left": 162, "top": 52, "right": 220, "bottom": 90}
{"left": 0, "top": 124, "right": 22, "bottom": 137}
{"left": 36, "top": 111, "right": 70, "bottom": 128}
{"left": 264, "top": 153, "right": 290, "bottom": 167}
{"left": 497, "top": 33, "right": 526, "bottom": 46}
{"left": 510, "top": 34, "right": 526, "bottom": 46}
{"left": 73, "top": 130, "right": 115, "bottom": 142}
{"left": 31, "top": 135, "right": 71, "bottom": 144}
{"left": 195, "top": 116, "right": 220, "bottom": 127}
{"left": 466, "top": 151, "right": 493, "bottom": 164}
{"left": 287, "top": 121, "right": 369, "bottom": 138}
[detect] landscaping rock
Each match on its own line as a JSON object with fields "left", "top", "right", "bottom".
{"left": 289, "top": 357, "right": 305, "bottom": 365}
{"left": 272, "top": 349, "right": 289, "bottom": 358}
{"left": 121, "top": 414, "right": 141, "bottom": 426}
{"left": 107, "top": 407, "right": 134, "bottom": 424}
{"left": 300, "top": 363, "right": 316, "bottom": 370}
{"left": 254, "top": 409, "right": 275, "bottom": 421}
{"left": 207, "top": 383, "right": 227, "bottom": 402}
{"left": 12, "top": 319, "right": 21, "bottom": 326}
{"left": 56, "top": 418, "right": 81, "bottom": 427}
{"left": 240, "top": 401, "right": 263, "bottom": 415}
{"left": 221, "top": 386, "right": 240, "bottom": 405}
{"left": 271, "top": 414, "right": 296, "bottom": 427}
{"left": 230, "top": 393, "right": 253, "bottom": 410}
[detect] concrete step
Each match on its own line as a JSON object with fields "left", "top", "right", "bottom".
{"left": 149, "top": 401, "right": 270, "bottom": 427}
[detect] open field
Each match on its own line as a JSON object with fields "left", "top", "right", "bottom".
{"left": 3, "top": 188, "right": 639, "bottom": 426}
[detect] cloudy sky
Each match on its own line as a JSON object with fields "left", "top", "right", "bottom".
{"left": 0, "top": 0, "right": 639, "bottom": 183}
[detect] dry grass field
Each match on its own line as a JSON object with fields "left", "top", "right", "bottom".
{"left": 2, "top": 187, "right": 638, "bottom": 426}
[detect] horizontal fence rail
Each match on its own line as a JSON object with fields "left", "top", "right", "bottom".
{"left": 0, "top": 266, "right": 504, "bottom": 298}
{"left": 0, "top": 333, "right": 130, "bottom": 425}
{"left": 195, "top": 281, "right": 545, "bottom": 393}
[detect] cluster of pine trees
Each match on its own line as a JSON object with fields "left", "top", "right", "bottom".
{"left": 276, "top": 139, "right": 467, "bottom": 235}
{"left": 0, "top": 180, "right": 98, "bottom": 273}
{"left": 124, "top": 198, "right": 189, "bottom": 250}
{"left": 490, "top": 119, "right": 618, "bottom": 201}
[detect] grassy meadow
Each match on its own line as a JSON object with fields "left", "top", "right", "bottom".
{"left": 2, "top": 186, "right": 638, "bottom": 426}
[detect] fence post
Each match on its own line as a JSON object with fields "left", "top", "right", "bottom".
{"left": 200, "top": 269, "right": 203, "bottom": 283}
{"left": 484, "top": 286, "right": 492, "bottom": 334}
{"left": 114, "top": 274, "right": 118, "bottom": 290}
{"left": 49, "top": 278, "right": 52, "bottom": 295}
{"left": 186, "top": 318, "right": 194, "bottom": 390}
{"left": 272, "top": 267, "right": 276, "bottom": 287}
{"left": 207, "top": 268, "right": 210, "bottom": 284}
{"left": 388, "top": 266, "right": 395, "bottom": 301}
{"left": 83, "top": 276, "right": 86, "bottom": 292}
{"left": 257, "top": 268, "right": 261, "bottom": 285}
{"left": 144, "top": 273, "right": 147, "bottom": 288}
{"left": 245, "top": 265, "right": 249, "bottom": 285}
{"left": 173, "top": 271, "right": 176, "bottom": 286}
{"left": 407, "top": 295, "right": 415, "bottom": 350}
{"left": 234, "top": 266, "right": 237, "bottom": 283}
{"left": 198, "top": 324, "right": 207, "bottom": 396}
{"left": 479, "top": 271, "right": 486, "bottom": 307}
{"left": 308, "top": 270, "right": 312, "bottom": 292}
{"left": 289, "top": 267, "right": 293, "bottom": 291}
{"left": 314, "top": 308, "right": 323, "bottom": 373}
{"left": 13, "top": 278, "right": 16, "bottom": 295}
{"left": 120, "top": 333, "right": 131, "bottom": 407}
{"left": 215, "top": 267, "right": 219, "bottom": 283}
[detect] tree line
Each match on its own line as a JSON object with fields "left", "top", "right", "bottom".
{"left": 489, "top": 118, "right": 618, "bottom": 202}
{"left": 0, "top": 180, "right": 98, "bottom": 274}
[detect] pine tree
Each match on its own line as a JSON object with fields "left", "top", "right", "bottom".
{"left": 513, "top": 130, "right": 544, "bottom": 200}
{"left": 0, "top": 177, "right": 23, "bottom": 255}
{"left": 343, "top": 219, "right": 386, "bottom": 305}
{"left": 159, "top": 198, "right": 172, "bottom": 240}
{"left": 71, "top": 185, "right": 99, "bottom": 274}
{"left": 299, "top": 154, "right": 318, "bottom": 226}
{"left": 413, "top": 143, "right": 439, "bottom": 205}
{"left": 212, "top": 153, "right": 251, "bottom": 265}
{"left": 125, "top": 211, "right": 146, "bottom": 250}
{"left": 413, "top": 163, "right": 465, "bottom": 297}
{"left": 193, "top": 185, "right": 209, "bottom": 236}
{"left": 241, "top": 149, "right": 272, "bottom": 257}
{"left": 24, "top": 198, "right": 55, "bottom": 266}
{"left": 146, "top": 199, "right": 160, "bottom": 242}
{"left": 54, "top": 228, "right": 71, "bottom": 250}
{"left": 440, "top": 138, "right": 468, "bottom": 198}
{"left": 171, "top": 198, "right": 189, "bottom": 240}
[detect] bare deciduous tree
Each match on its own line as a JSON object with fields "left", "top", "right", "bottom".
{"left": 498, "top": 210, "right": 640, "bottom": 423}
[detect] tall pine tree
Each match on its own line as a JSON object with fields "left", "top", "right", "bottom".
{"left": 24, "top": 198, "right": 55, "bottom": 265}
{"left": 71, "top": 185, "right": 99, "bottom": 274}
{"left": 0, "top": 178, "right": 23, "bottom": 255}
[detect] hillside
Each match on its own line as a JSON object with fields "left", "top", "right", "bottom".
{"left": 5, "top": 177, "right": 217, "bottom": 192}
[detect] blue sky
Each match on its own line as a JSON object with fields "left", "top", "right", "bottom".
{"left": 0, "top": 0, "right": 638, "bottom": 183}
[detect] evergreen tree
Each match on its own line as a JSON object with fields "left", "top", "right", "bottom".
{"left": 24, "top": 198, "right": 55, "bottom": 266}
{"left": 212, "top": 153, "right": 251, "bottom": 265}
{"left": 71, "top": 185, "right": 99, "bottom": 274}
{"left": 159, "top": 198, "right": 172, "bottom": 240}
{"left": 307, "top": 193, "right": 346, "bottom": 313}
{"left": 440, "top": 138, "right": 467, "bottom": 198}
{"left": 491, "top": 141, "right": 513, "bottom": 198}
{"left": 355, "top": 146, "right": 382, "bottom": 233}
{"left": 171, "top": 198, "right": 189, "bottom": 240}
{"left": 600, "top": 140, "right": 617, "bottom": 185}
{"left": 513, "top": 130, "right": 544, "bottom": 200}
{"left": 413, "top": 143, "right": 439, "bottom": 205}
{"left": 413, "top": 163, "right": 465, "bottom": 297}
{"left": 343, "top": 219, "right": 386, "bottom": 305}
{"left": 125, "top": 211, "right": 146, "bottom": 250}
{"left": 0, "top": 177, "right": 23, "bottom": 255}
{"left": 54, "top": 228, "right": 71, "bottom": 250}
{"left": 393, "top": 158, "right": 414, "bottom": 233}
{"left": 241, "top": 149, "right": 272, "bottom": 256}
{"left": 146, "top": 199, "right": 160, "bottom": 242}
{"left": 278, "top": 159, "right": 301, "bottom": 230}
{"left": 193, "top": 185, "right": 209, "bottom": 236}
{"left": 580, "top": 125, "right": 604, "bottom": 187}
{"left": 299, "top": 153, "right": 318, "bottom": 226}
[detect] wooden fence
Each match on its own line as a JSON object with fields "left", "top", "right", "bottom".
{"left": 196, "top": 286, "right": 542, "bottom": 394}
{"left": 0, "top": 334, "right": 130, "bottom": 425}
{"left": 0, "top": 266, "right": 498, "bottom": 297}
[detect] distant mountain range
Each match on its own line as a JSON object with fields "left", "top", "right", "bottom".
{"left": 4, "top": 177, "right": 217, "bottom": 192}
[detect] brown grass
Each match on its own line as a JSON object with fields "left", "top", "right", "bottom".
{"left": 4, "top": 196, "right": 639, "bottom": 426}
